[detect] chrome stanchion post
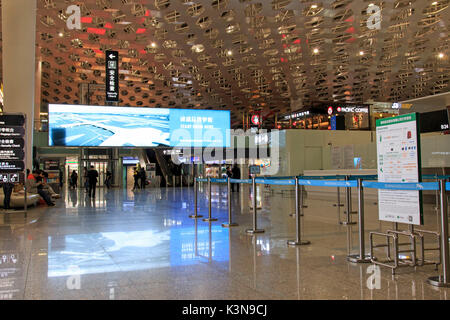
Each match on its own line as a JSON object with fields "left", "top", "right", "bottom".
{"left": 222, "top": 177, "right": 238, "bottom": 228}
{"left": 189, "top": 177, "right": 203, "bottom": 219}
{"left": 202, "top": 177, "right": 218, "bottom": 222}
{"left": 348, "top": 179, "right": 371, "bottom": 263}
{"left": 427, "top": 179, "right": 450, "bottom": 287}
{"left": 341, "top": 175, "right": 356, "bottom": 225}
{"left": 287, "top": 177, "right": 310, "bottom": 246}
{"left": 165, "top": 175, "right": 169, "bottom": 189}
{"left": 172, "top": 175, "right": 176, "bottom": 188}
{"left": 246, "top": 177, "right": 264, "bottom": 234}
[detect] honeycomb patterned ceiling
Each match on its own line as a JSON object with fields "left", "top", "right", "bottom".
{"left": 4, "top": 1, "right": 450, "bottom": 126}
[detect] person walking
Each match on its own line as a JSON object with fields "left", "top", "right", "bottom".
{"left": 105, "top": 171, "right": 112, "bottom": 189}
{"left": 83, "top": 167, "right": 89, "bottom": 193}
{"left": 132, "top": 168, "right": 140, "bottom": 191}
{"left": 87, "top": 165, "right": 99, "bottom": 198}
{"left": 70, "top": 170, "right": 78, "bottom": 189}
{"left": 231, "top": 164, "right": 240, "bottom": 192}
{"left": 139, "top": 167, "right": 146, "bottom": 189}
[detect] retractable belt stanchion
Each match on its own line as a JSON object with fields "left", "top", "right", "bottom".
{"left": 347, "top": 179, "right": 371, "bottom": 263}
{"left": 222, "top": 177, "right": 238, "bottom": 228}
{"left": 287, "top": 177, "right": 310, "bottom": 246}
{"left": 172, "top": 176, "right": 176, "bottom": 188}
{"left": 202, "top": 177, "right": 218, "bottom": 222}
{"left": 246, "top": 177, "right": 264, "bottom": 234}
{"left": 341, "top": 175, "right": 356, "bottom": 225}
{"left": 165, "top": 175, "right": 169, "bottom": 189}
{"left": 189, "top": 177, "right": 203, "bottom": 219}
{"left": 427, "top": 179, "right": 450, "bottom": 287}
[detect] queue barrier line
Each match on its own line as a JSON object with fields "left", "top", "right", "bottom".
{"left": 362, "top": 181, "right": 439, "bottom": 191}
{"left": 229, "top": 178, "right": 252, "bottom": 184}
{"left": 447, "top": 182, "right": 450, "bottom": 191}
{"left": 255, "top": 178, "right": 296, "bottom": 186}
{"left": 298, "top": 179, "right": 358, "bottom": 188}
{"left": 210, "top": 178, "right": 228, "bottom": 183}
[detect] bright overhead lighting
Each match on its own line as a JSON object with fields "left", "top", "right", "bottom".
{"left": 432, "top": 1, "right": 438, "bottom": 5}
{"left": 359, "top": 51, "right": 364, "bottom": 56}
{"left": 438, "top": 52, "right": 444, "bottom": 58}
{"left": 313, "top": 48, "right": 319, "bottom": 54}
{"left": 227, "top": 50, "right": 233, "bottom": 56}
{"left": 58, "top": 32, "right": 64, "bottom": 37}
{"left": 151, "top": 42, "right": 156, "bottom": 48}
{"left": 311, "top": 4, "right": 318, "bottom": 9}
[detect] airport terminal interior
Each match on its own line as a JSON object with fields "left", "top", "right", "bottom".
{"left": 0, "top": 0, "right": 449, "bottom": 300}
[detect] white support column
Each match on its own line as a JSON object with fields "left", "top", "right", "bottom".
{"left": 2, "top": 0, "right": 37, "bottom": 170}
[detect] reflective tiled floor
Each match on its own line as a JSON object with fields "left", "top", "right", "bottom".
{"left": 0, "top": 184, "right": 449, "bottom": 300}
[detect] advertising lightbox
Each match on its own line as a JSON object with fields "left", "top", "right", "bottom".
{"left": 48, "top": 104, "right": 230, "bottom": 148}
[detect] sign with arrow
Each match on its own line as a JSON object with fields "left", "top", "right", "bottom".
{"left": 105, "top": 50, "right": 119, "bottom": 102}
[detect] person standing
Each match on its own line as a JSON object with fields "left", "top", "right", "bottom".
{"left": 59, "top": 168, "right": 64, "bottom": 189}
{"left": 87, "top": 165, "right": 99, "bottom": 198}
{"left": 132, "top": 168, "right": 140, "bottom": 191}
{"left": 2, "top": 181, "right": 14, "bottom": 210}
{"left": 70, "top": 170, "right": 78, "bottom": 189}
{"left": 140, "top": 167, "right": 146, "bottom": 189}
{"left": 105, "top": 171, "right": 112, "bottom": 189}
{"left": 83, "top": 167, "right": 89, "bottom": 193}
{"left": 231, "top": 164, "right": 240, "bottom": 192}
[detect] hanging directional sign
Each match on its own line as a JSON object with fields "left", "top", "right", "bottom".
{"left": 105, "top": 50, "right": 119, "bottom": 102}
{"left": 0, "top": 114, "right": 25, "bottom": 182}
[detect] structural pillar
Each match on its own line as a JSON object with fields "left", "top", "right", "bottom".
{"left": 2, "top": 0, "right": 37, "bottom": 170}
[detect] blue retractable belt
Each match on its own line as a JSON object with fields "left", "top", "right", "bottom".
{"left": 255, "top": 178, "right": 296, "bottom": 186}
{"left": 362, "top": 181, "right": 439, "bottom": 191}
{"left": 298, "top": 179, "right": 357, "bottom": 188}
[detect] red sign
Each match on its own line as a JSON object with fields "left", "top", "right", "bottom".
{"left": 251, "top": 114, "right": 260, "bottom": 126}
{"left": 327, "top": 107, "right": 333, "bottom": 115}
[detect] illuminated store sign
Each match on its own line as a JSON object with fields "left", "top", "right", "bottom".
{"left": 336, "top": 106, "right": 369, "bottom": 113}
{"left": 283, "top": 111, "right": 310, "bottom": 120}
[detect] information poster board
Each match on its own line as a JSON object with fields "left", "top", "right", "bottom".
{"left": 0, "top": 114, "right": 26, "bottom": 183}
{"left": 376, "top": 113, "right": 423, "bottom": 225}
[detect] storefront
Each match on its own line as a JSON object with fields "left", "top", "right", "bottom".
{"left": 278, "top": 102, "right": 371, "bottom": 131}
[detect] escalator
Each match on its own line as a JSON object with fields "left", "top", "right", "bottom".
{"left": 146, "top": 149, "right": 171, "bottom": 187}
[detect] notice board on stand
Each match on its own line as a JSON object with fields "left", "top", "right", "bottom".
{"left": 376, "top": 113, "right": 423, "bottom": 225}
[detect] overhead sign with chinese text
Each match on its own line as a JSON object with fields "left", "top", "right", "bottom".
{"left": 376, "top": 113, "right": 422, "bottom": 225}
{"left": 105, "top": 50, "right": 119, "bottom": 102}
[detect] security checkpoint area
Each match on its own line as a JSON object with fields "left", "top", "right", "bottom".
{"left": 2, "top": 0, "right": 450, "bottom": 310}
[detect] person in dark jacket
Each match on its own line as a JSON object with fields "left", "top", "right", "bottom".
{"left": 70, "top": 170, "right": 78, "bottom": 189}
{"left": 139, "top": 168, "right": 146, "bottom": 189}
{"left": 132, "top": 168, "right": 140, "bottom": 191}
{"left": 87, "top": 166, "right": 99, "bottom": 198}
{"left": 231, "top": 165, "right": 240, "bottom": 192}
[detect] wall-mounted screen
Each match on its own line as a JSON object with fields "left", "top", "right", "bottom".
{"left": 48, "top": 104, "right": 230, "bottom": 147}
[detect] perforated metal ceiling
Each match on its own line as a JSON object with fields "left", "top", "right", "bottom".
{"left": 4, "top": 1, "right": 450, "bottom": 125}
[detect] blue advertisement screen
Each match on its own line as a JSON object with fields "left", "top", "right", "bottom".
{"left": 48, "top": 104, "right": 230, "bottom": 147}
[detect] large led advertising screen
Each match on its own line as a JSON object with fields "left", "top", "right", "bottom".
{"left": 48, "top": 104, "right": 230, "bottom": 147}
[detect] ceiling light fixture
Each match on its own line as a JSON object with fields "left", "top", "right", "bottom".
{"left": 313, "top": 48, "right": 319, "bottom": 54}
{"left": 227, "top": 50, "right": 233, "bottom": 56}
{"left": 359, "top": 51, "right": 364, "bottom": 56}
{"left": 438, "top": 52, "right": 444, "bottom": 58}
